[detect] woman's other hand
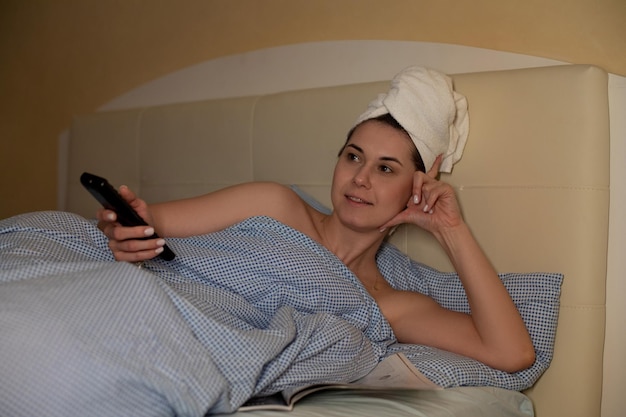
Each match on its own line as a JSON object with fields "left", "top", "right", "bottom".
{"left": 380, "top": 155, "right": 464, "bottom": 234}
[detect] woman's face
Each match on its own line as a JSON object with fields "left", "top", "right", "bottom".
{"left": 331, "top": 120, "right": 416, "bottom": 232}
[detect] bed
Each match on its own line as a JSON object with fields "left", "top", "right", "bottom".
{"left": 0, "top": 64, "right": 608, "bottom": 417}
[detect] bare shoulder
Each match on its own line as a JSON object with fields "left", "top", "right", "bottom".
{"left": 209, "top": 181, "right": 301, "bottom": 206}
{"left": 245, "top": 182, "right": 307, "bottom": 210}
{"left": 240, "top": 182, "right": 317, "bottom": 220}
{"left": 247, "top": 183, "right": 328, "bottom": 238}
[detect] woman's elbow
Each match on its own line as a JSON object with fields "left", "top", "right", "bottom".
{"left": 497, "top": 345, "right": 536, "bottom": 373}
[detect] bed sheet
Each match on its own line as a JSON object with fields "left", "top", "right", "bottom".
{"left": 0, "top": 210, "right": 543, "bottom": 416}
{"left": 0, "top": 211, "right": 381, "bottom": 416}
{"left": 217, "top": 387, "right": 533, "bottom": 417}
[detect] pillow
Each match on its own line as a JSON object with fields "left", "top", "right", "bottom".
{"left": 290, "top": 185, "right": 563, "bottom": 391}
{"left": 379, "top": 248, "right": 562, "bottom": 390}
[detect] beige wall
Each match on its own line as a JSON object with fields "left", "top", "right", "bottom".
{"left": 1, "top": 0, "right": 625, "bottom": 218}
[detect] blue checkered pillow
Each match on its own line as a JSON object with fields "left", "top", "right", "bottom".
{"left": 291, "top": 185, "right": 563, "bottom": 390}
{"left": 378, "top": 247, "right": 562, "bottom": 390}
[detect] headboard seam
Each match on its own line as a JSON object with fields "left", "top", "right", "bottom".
{"left": 135, "top": 106, "right": 149, "bottom": 193}
{"left": 247, "top": 96, "right": 263, "bottom": 180}
{"left": 456, "top": 185, "right": 607, "bottom": 192}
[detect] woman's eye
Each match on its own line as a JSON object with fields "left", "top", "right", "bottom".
{"left": 347, "top": 153, "right": 360, "bottom": 162}
{"left": 379, "top": 165, "right": 393, "bottom": 173}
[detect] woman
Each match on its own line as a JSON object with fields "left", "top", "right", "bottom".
{"left": 99, "top": 68, "right": 535, "bottom": 374}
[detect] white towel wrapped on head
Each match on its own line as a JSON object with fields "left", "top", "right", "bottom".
{"left": 355, "top": 66, "right": 469, "bottom": 173}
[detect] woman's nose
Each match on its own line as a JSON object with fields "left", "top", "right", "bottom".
{"left": 353, "top": 168, "right": 371, "bottom": 188}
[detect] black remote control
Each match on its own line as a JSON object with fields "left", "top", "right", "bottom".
{"left": 80, "top": 172, "right": 175, "bottom": 261}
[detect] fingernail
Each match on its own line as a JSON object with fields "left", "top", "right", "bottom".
{"left": 423, "top": 204, "right": 430, "bottom": 213}
{"left": 156, "top": 239, "right": 165, "bottom": 246}
{"left": 155, "top": 247, "right": 164, "bottom": 254}
{"left": 379, "top": 227, "right": 387, "bottom": 233}
{"left": 107, "top": 213, "right": 115, "bottom": 221}
{"left": 413, "top": 194, "right": 420, "bottom": 204}
{"left": 144, "top": 227, "right": 155, "bottom": 236}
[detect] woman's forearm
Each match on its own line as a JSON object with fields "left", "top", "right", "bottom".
{"left": 434, "top": 223, "right": 535, "bottom": 372}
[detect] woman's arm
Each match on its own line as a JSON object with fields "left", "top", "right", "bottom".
{"left": 150, "top": 182, "right": 297, "bottom": 237}
{"left": 435, "top": 223, "right": 535, "bottom": 372}
{"left": 97, "top": 182, "right": 302, "bottom": 262}
{"left": 379, "top": 157, "right": 535, "bottom": 373}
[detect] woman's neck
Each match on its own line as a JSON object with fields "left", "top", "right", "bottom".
{"left": 316, "top": 212, "right": 387, "bottom": 270}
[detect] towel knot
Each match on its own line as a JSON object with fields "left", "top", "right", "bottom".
{"left": 355, "top": 66, "right": 469, "bottom": 173}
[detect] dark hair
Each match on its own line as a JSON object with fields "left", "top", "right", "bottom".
{"left": 338, "top": 113, "right": 426, "bottom": 173}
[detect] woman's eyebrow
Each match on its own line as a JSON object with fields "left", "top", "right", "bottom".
{"left": 381, "top": 156, "right": 404, "bottom": 166}
{"left": 346, "top": 144, "right": 404, "bottom": 166}
{"left": 346, "top": 143, "right": 363, "bottom": 153}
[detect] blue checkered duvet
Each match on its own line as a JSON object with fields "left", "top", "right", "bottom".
{"left": 0, "top": 211, "right": 561, "bottom": 416}
{"left": 0, "top": 211, "right": 387, "bottom": 416}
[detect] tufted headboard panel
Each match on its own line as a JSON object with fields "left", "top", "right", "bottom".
{"left": 64, "top": 64, "right": 609, "bottom": 417}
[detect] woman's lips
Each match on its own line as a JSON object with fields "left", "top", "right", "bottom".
{"left": 346, "top": 195, "right": 372, "bottom": 205}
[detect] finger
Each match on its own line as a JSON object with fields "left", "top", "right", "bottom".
{"left": 109, "top": 237, "right": 165, "bottom": 262}
{"left": 97, "top": 215, "right": 122, "bottom": 236}
{"left": 380, "top": 200, "right": 424, "bottom": 232}
{"left": 411, "top": 172, "right": 427, "bottom": 205}
{"left": 413, "top": 154, "right": 442, "bottom": 205}
{"left": 118, "top": 185, "right": 145, "bottom": 214}
{"left": 427, "top": 154, "right": 443, "bottom": 179}
{"left": 111, "top": 225, "right": 157, "bottom": 242}
{"left": 117, "top": 184, "right": 136, "bottom": 202}
{"left": 114, "top": 236, "right": 164, "bottom": 253}
{"left": 96, "top": 206, "right": 116, "bottom": 222}
{"left": 421, "top": 182, "right": 445, "bottom": 213}
{"left": 118, "top": 185, "right": 152, "bottom": 225}
{"left": 112, "top": 247, "right": 164, "bottom": 263}
{"left": 379, "top": 213, "right": 405, "bottom": 233}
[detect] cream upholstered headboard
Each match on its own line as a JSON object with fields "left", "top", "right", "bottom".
{"left": 65, "top": 65, "right": 609, "bottom": 417}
